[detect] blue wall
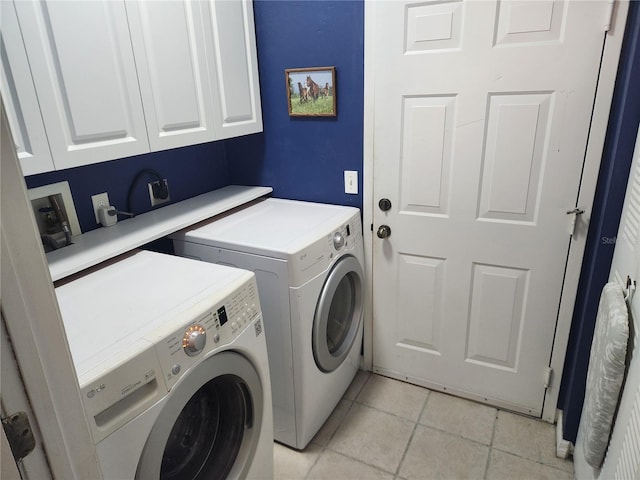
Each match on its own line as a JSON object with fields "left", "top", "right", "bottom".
{"left": 559, "top": 2, "right": 640, "bottom": 443}
{"left": 225, "top": 0, "right": 364, "bottom": 209}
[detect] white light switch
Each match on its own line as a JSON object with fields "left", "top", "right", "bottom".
{"left": 344, "top": 170, "right": 358, "bottom": 194}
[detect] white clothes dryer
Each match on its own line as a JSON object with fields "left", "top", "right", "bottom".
{"left": 54, "top": 250, "right": 273, "bottom": 479}
{"left": 171, "top": 198, "right": 364, "bottom": 449}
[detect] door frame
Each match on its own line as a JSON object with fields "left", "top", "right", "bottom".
{"left": 362, "top": 0, "right": 630, "bottom": 423}
{"left": 1, "top": 101, "right": 101, "bottom": 477}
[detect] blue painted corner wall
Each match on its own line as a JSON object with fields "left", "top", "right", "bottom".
{"left": 225, "top": 0, "right": 364, "bottom": 210}
{"left": 558, "top": 1, "right": 640, "bottom": 443}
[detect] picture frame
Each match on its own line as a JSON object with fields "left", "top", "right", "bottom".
{"left": 286, "top": 66, "right": 336, "bottom": 117}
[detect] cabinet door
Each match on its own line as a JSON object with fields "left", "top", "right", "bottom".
{"left": 126, "top": 0, "right": 217, "bottom": 151}
{"left": 1, "top": 1, "right": 53, "bottom": 175}
{"left": 201, "top": 0, "right": 263, "bottom": 139}
{"left": 14, "top": 1, "right": 149, "bottom": 170}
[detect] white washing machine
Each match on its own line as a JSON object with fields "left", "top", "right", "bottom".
{"left": 54, "top": 250, "right": 273, "bottom": 479}
{"left": 170, "top": 198, "right": 364, "bottom": 449}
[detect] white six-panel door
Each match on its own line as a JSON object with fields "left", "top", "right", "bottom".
{"left": 371, "top": 0, "right": 610, "bottom": 415}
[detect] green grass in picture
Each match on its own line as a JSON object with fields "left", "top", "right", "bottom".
{"left": 290, "top": 94, "right": 334, "bottom": 115}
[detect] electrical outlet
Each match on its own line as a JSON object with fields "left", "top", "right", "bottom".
{"left": 148, "top": 179, "right": 170, "bottom": 207}
{"left": 91, "top": 192, "right": 110, "bottom": 224}
{"left": 344, "top": 170, "right": 358, "bottom": 194}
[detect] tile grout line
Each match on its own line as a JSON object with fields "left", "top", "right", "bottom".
{"left": 322, "top": 402, "right": 408, "bottom": 477}
{"left": 287, "top": 372, "right": 574, "bottom": 479}
{"left": 483, "top": 409, "right": 500, "bottom": 480}
{"left": 303, "top": 372, "right": 373, "bottom": 479}
{"left": 303, "top": 396, "right": 359, "bottom": 480}
{"left": 393, "top": 390, "right": 432, "bottom": 478}
{"left": 297, "top": 376, "right": 361, "bottom": 480}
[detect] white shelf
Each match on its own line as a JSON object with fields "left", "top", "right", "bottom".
{"left": 47, "top": 185, "right": 272, "bottom": 281}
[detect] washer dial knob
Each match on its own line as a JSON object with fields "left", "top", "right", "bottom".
{"left": 333, "top": 232, "right": 345, "bottom": 250}
{"left": 183, "top": 325, "right": 206, "bottom": 357}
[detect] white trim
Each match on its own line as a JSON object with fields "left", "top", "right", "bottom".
{"left": 1, "top": 314, "right": 52, "bottom": 478}
{"left": 1, "top": 101, "right": 102, "bottom": 478}
{"left": 544, "top": 0, "right": 630, "bottom": 423}
{"left": 556, "top": 410, "right": 574, "bottom": 459}
{"left": 361, "top": 0, "right": 376, "bottom": 371}
{"left": 362, "top": 0, "right": 630, "bottom": 421}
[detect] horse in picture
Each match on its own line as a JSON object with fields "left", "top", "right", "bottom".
{"left": 306, "top": 75, "right": 320, "bottom": 101}
{"left": 297, "top": 82, "right": 309, "bottom": 103}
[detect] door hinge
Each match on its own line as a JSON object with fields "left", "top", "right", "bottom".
{"left": 2, "top": 411, "right": 36, "bottom": 464}
{"left": 543, "top": 367, "right": 553, "bottom": 389}
{"left": 604, "top": 0, "right": 615, "bottom": 32}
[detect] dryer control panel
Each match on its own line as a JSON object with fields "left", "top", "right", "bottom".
{"left": 289, "top": 213, "right": 363, "bottom": 287}
{"left": 153, "top": 276, "right": 261, "bottom": 389}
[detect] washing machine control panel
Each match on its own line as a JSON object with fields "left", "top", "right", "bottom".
{"left": 154, "top": 276, "right": 261, "bottom": 389}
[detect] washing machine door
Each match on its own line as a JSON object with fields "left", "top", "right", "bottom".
{"left": 136, "top": 352, "right": 263, "bottom": 480}
{"left": 312, "top": 254, "right": 364, "bottom": 373}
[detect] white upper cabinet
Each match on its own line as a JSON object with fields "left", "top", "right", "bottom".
{"left": 126, "top": 0, "right": 217, "bottom": 151}
{"left": 1, "top": 1, "right": 54, "bottom": 175}
{"left": 13, "top": 0, "right": 150, "bottom": 170}
{"left": 126, "top": 0, "right": 262, "bottom": 149}
{"left": 4, "top": 0, "right": 262, "bottom": 174}
{"left": 202, "top": 0, "right": 262, "bottom": 139}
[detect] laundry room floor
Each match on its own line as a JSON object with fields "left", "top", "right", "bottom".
{"left": 273, "top": 371, "right": 574, "bottom": 479}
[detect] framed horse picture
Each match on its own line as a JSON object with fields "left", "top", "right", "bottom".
{"left": 285, "top": 66, "right": 336, "bottom": 117}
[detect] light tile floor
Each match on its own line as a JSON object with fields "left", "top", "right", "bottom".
{"left": 274, "top": 371, "right": 574, "bottom": 480}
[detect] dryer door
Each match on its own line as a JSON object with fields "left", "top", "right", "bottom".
{"left": 312, "top": 255, "right": 364, "bottom": 372}
{"left": 136, "top": 352, "right": 263, "bottom": 480}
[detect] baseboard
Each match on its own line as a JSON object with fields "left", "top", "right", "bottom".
{"left": 556, "top": 410, "right": 574, "bottom": 459}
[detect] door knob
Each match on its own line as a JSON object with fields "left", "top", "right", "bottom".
{"left": 377, "top": 225, "right": 391, "bottom": 239}
{"left": 378, "top": 198, "right": 392, "bottom": 211}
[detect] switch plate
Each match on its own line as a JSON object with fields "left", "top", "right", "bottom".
{"left": 344, "top": 170, "right": 358, "bottom": 194}
{"left": 91, "top": 192, "right": 109, "bottom": 224}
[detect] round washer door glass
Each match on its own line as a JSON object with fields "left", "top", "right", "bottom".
{"left": 313, "top": 255, "right": 364, "bottom": 372}
{"left": 136, "top": 352, "right": 263, "bottom": 480}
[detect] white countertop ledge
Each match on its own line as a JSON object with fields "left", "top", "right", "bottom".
{"left": 47, "top": 185, "right": 273, "bottom": 282}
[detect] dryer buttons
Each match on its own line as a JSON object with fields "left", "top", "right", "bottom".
{"left": 333, "top": 232, "right": 345, "bottom": 250}
{"left": 182, "top": 324, "right": 206, "bottom": 357}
